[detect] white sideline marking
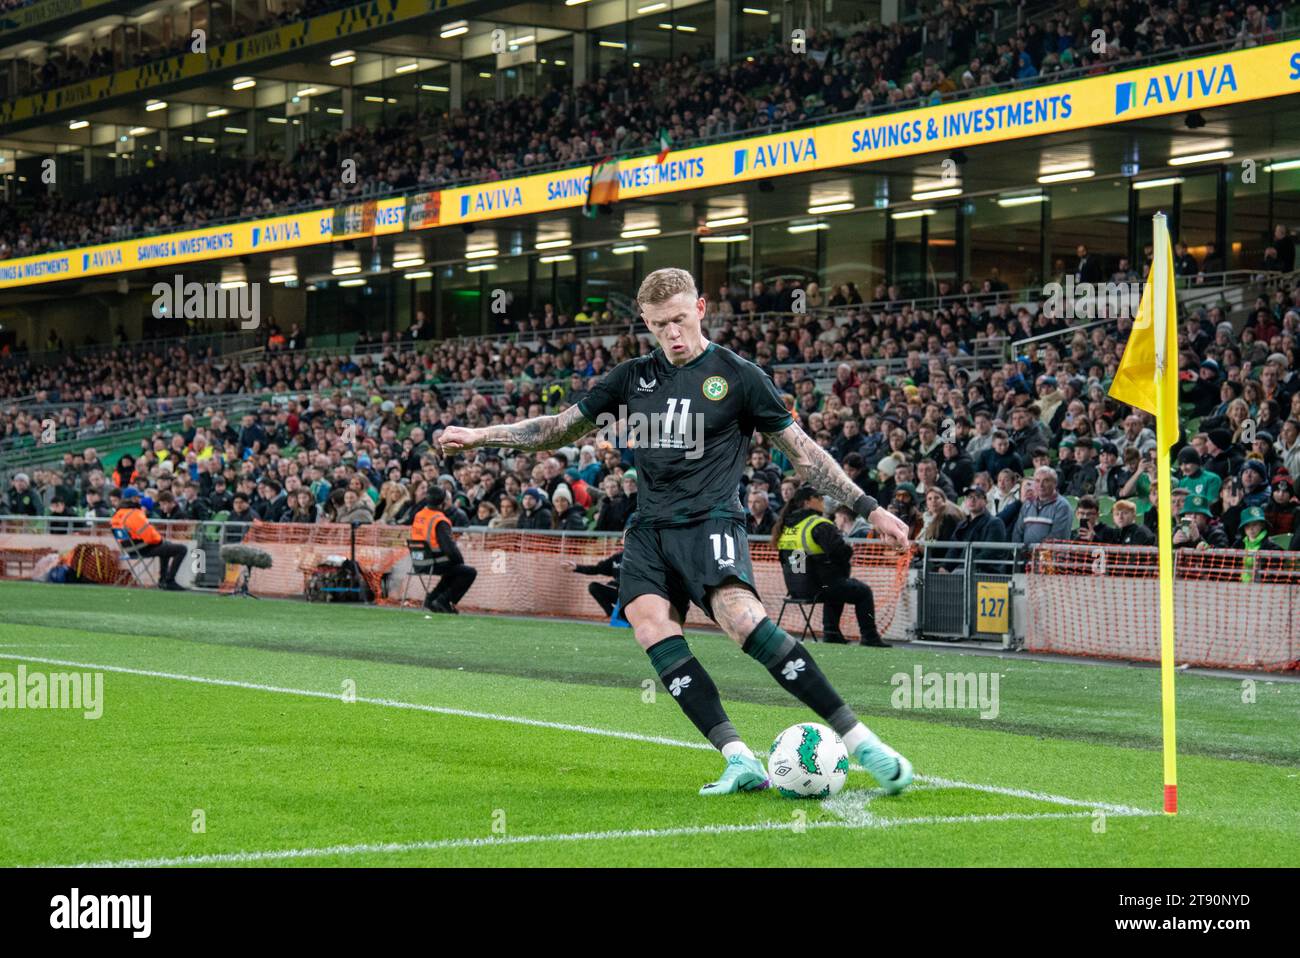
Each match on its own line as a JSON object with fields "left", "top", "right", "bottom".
{"left": 8, "top": 654, "right": 714, "bottom": 752}
{"left": 9, "top": 651, "right": 1158, "bottom": 868}
{"left": 10, "top": 653, "right": 1154, "bottom": 817}
{"left": 51, "top": 809, "right": 1113, "bottom": 869}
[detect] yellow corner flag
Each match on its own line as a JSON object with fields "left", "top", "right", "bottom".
{"left": 1108, "top": 212, "right": 1180, "bottom": 814}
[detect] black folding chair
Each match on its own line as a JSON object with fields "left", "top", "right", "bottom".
{"left": 404, "top": 539, "right": 442, "bottom": 605}
{"left": 112, "top": 527, "right": 158, "bottom": 587}
{"left": 776, "top": 593, "right": 823, "bottom": 643}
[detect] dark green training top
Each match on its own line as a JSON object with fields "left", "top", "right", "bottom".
{"left": 578, "top": 342, "right": 794, "bottom": 528}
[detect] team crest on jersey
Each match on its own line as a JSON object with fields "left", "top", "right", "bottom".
{"left": 702, "top": 376, "right": 728, "bottom": 401}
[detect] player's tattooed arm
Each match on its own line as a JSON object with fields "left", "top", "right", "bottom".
{"left": 765, "top": 422, "right": 911, "bottom": 545}
{"left": 439, "top": 404, "right": 591, "bottom": 454}
{"left": 766, "top": 421, "right": 874, "bottom": 511}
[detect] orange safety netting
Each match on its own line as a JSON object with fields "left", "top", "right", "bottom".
{"left": 219, "top": 523, "right": 913, "bottom": 638}
{"left": 1026, "top": 542, "right": 1300, "bottom": 671}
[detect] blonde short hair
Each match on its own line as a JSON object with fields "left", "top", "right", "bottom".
{"left": 636, "top": 267, "right": 698, "bottom": 307}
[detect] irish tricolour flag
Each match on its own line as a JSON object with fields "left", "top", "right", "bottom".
{"left": 583, "top": 156, "right": 619, "bottom": 217}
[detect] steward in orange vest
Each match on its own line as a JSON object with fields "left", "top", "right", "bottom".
{"left": 409, "top": 486, "right": 476, "bottom": 614}
{"left": 111, "top": 488, "right": 187, "bottom": 590}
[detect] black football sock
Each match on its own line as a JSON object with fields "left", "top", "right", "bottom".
{"left": 646, "top": 636, "right": 739, "bottom": 750}
{"left": 743, "top": 618, "right": 855, "bottom": 733}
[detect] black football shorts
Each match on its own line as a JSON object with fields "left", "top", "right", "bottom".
{"left": 619, "top": 517, "right": 759, "bottom": 621}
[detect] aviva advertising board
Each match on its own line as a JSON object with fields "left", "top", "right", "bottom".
{"left": 1, "top": 40, "right": 1296, "bottom": 289}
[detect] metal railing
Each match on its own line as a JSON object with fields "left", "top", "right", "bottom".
{"left": 1010, "top": 268, "right": 1300, "bottom": 350}
{"left": 2, "top": 331, "right": 263, "bottom": 370}
{"left": 915, "top": 540, "right": 1024, "bottom": 642}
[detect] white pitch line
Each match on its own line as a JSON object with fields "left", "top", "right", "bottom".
{"left": 8, "top": 652, "right": 1158, "bottom": 829}
{"left": 914, "top": 776, "right": 1151, "bottom": 817}
{"left": 48, "top": 809, "right": 1113, "bottom": 869}
{"left": 8, "top": 653, "right": 714, "bottom": 752}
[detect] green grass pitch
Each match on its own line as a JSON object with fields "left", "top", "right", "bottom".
{"left": 0, "top": 579, "right": 1296, "bottom": 867}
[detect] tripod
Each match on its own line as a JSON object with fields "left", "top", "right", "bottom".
{"left": 228, "top": 563, "right": 260, "bottom": 599}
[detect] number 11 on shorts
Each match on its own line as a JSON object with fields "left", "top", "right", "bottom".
{"left": 710, "top": 532, "right": 736, "bottom": 569}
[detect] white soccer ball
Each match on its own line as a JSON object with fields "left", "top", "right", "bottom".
{"left": 768, "top": 722, "right": 849, "bottom": 799}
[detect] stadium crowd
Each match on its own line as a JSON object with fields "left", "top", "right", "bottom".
{"left": 0, "top": 0, "right": 1288, "bottom": 260}
{"left": 5, "top": 255, "right": 1299, "bottom": 558}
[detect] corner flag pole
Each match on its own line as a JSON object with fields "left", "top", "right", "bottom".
{"left": 1152, "top": 212, "right": 1179, "bottom": 815}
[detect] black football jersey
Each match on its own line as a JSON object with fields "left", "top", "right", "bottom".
{"left": 577, "top": 342, "right": 793, "bottom": 528}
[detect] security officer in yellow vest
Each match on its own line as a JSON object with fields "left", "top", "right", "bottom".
{"left": 770, "top": 485, "right": 887, "bottom": 647}
{"left": 410, "top": 486, "right": 477, "bottom": 614}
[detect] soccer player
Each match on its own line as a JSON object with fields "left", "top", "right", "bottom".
{"left": 439, "top": 268, "right": 913, "bottom": 796}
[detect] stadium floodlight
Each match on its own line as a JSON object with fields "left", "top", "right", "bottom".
{"left": 440, "top": 20, "right": 469, "bottom": 38}
{"left": 268, "top": 272, "right": 298, "bottom": 284}
{"left": 420, "top": 84, "right": 449, "bottom": 93}
{"left": 638, "top": 2, "right": 668, "bottom": 12}
{"left": 620, "top": 226, "right": 660, "bottom": 238}
{"left": 705, "top": 215, "right": 748, "bottom": 228}
{"left": 391, "top": 256, "right": 425, "bottom": 269}
{"left": 206, "top": 107, "right": 228, "bottom": 118}
{"left": 788, "top": 222, "right": 829, "bottom": 234}
{"left": 330, "top": 51, "right": 356, "bottom": 67}
{"left": 1264, "top": 158, "right": 1300, "bottom": 172}
{"left": 127, "top": 127, "right": 149, "bottom": 137}
{"left": 564, "top": 0, "right": 592, "bottom": 6}
{"left": 338, "top": 278, "right": 367, "bottom": 287}
{"left": 699, "top": 234, "right": 749, "bottom": 243}
{"left": 331, "top": 265, "right": 362, "bottom": 276}
{"left": 395, "top": 62, "right": 420, "bottom": 74}
{"left": 231, "top": 77, "right": 256, "bottom": 91}
{"left": 145, "top": 99, "right": 167, "bottom": 112}
{"left": 1037, "top": 168, "right": 1094, "bottom": 184}
{"left": 997, "top": 192, "right": 1048, "bottom": 207}
{"left": 512, "top": 34, "right": 535, "bottom": 45}
{"left": 225, "top": 127, "right": 248, "bottom": 135}
{"left": 1133, "top": 176, "right": 1184, "bottom": 190}
{"left": 326, "top": 107, "right": 344, "bottom": 115}
{"left": 807, "top": 201, "right": 854, "bottom": 214}
{"left": 742, "top": 7, "right": 770, "bottom": 14}
{"left": 364, "top": 96, "right": 385, "bottom": 103}
{"left": 68, "top": 120, "right": 89, "bottom": 130}
{"left": 535, "top": 238, "right": 572, "bottom": 250}
{"left": 911, "top": 187, "right": 961, "bottom": 201}
{"left": 612, "top": 244, "right": 648, "bottom": 255}
{"left": 599, "top": 40, "right": 627, "bottom": 49}
{"left": 1168, "top": 149, "right": 1232, "bottom": 166}
{"left": 539, "top": 254, "right": 573, "bottom": 264}
{"left": 404, "top": 270, "right": 433, "bottom": 280}
{"left": 890, "top": 208, "right": 936, "bottom": 219}
{"left": 296, "top": 87, "right": 319, "bottom": 97}
{"left": 465, "top": 247, "right": 499, "bottom": 259}
{"left": 675, "top": 24, "right": 698, "bottom": 31}
{"left": 466, "top": 263, "right": 497, "bottom": 272}
{"left": 219, "top": 280, "right": 248, "bottom": 290}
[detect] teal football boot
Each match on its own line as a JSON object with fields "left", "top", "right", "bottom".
{"left": 698, "top": 753, "right": 770, "bottom": 796}
{"left": 853, "top": 734, "right": 914, "bottom": 795}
